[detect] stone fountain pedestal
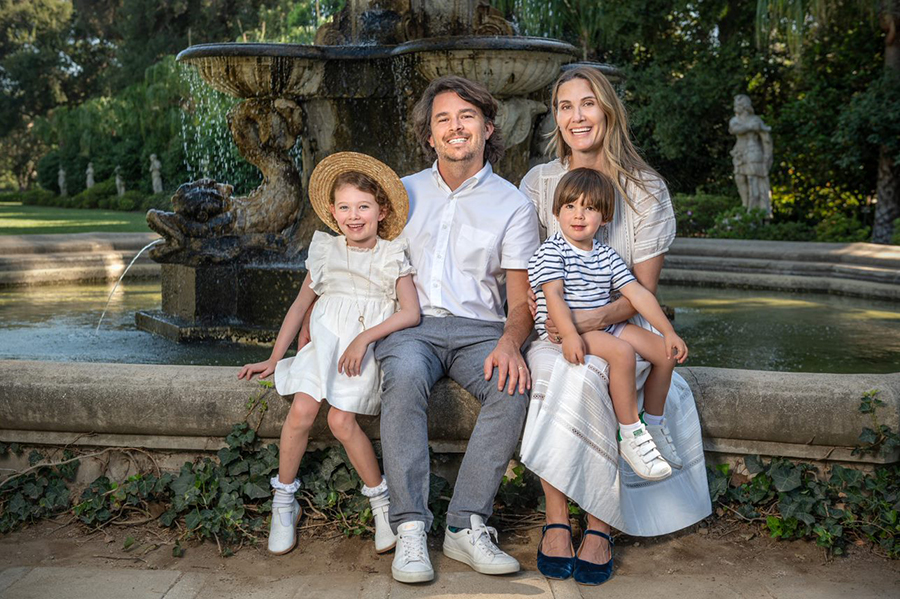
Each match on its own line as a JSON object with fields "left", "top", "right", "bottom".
{"left": 136, "top": 262, "right": 306, "bottom": 343}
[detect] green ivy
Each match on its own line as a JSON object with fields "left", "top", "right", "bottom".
{"left": 709, "top": 391, "right": 900, "bottom": 558}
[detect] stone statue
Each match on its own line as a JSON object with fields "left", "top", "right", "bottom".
{"left": 729, "top": 94, "right": 773, "bottom": 215}
{"left": 85, "top": 162, "right": 95, "bottom": 189}
{"left": 57, "top": 166, "right": 67, "bottom": 197}
{"left": 115, "top": 166, "right": 125, "bottom": 197}
{"left": 147, "top": 98, "right": 303, "bottom": 264}
{"left": 150, "top": 154, "right": 163, "bottom": 194}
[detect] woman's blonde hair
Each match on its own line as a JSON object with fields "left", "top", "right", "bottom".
{"left": 549, "top": 66, "right": 662, "bottom": 208}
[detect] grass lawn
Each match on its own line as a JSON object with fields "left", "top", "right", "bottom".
{"left": 0, "top": 202, "right": 152, "bottom": 235}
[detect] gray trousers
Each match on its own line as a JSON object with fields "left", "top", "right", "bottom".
{"left": 375, "top": 316, "right": 528, "bottom": 532}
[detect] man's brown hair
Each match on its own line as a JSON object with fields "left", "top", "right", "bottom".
{"left": 412, "top": 75, "right": 505, "bottom": 165}
{"left": 552, "top": 167, "right": 616, "bottom": 222}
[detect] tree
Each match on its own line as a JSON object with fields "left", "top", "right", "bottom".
{"left": 756, "top": 0, "right": 900, "bottom": 243}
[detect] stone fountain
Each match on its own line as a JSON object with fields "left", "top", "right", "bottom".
{"left": 137, "top": 0, "right": 619, "bottom": 342}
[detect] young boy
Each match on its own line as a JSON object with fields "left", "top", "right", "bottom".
{"left": 527, "top": 168, "right": 688, "bottom": 480}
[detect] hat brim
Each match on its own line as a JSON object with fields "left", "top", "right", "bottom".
{"left": 308, "top": 152, "right": 409, "bottom": 241}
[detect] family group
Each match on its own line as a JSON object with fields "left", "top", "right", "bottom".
{"left": 237, "top": 65, "right": 712, "bottom": 586}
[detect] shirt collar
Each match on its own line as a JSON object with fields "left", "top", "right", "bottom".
{"left": 430, "top": 160, "right": 493, "bottom": 195}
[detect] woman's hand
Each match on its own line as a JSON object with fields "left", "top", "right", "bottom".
{"left": 297, "top": 302, "right": 313, "bottom": 350}
{"left": 561, "top": 334, "right": 585, "bottom": 365}
{"left": 238, "top": 358, "right": 277, "bottom": 381}
{"left": 664, "top": 332, "right": 689, "bottom": 364}
{"left": 338, "top": 335, "right": 369, "bottom": 377}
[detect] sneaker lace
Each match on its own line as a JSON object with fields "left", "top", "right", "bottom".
{"left": 470, "top": 523, "right": 502, "bottom": 556}
{"left": 399, "top": 530, "right": 427, "bottom": 563}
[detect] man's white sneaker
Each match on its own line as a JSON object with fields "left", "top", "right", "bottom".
{"left": 645, "top": 421, "right": 683, "bottom": 469}
{"left": 392, "top": 521, "right": 434, "bottom": 583}
{"left": 619, "top": 423, "right": 672, "bottom": 481}
{"left": 267, "top": 498, "right": 301, "bottom": 555}
{"left": 442, "top": 515, "right": 520, "bottom": 575}
{"left": 370, "top": 492, "right": 397, "bottom": 553}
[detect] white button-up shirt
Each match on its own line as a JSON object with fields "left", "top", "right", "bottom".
{"left": 399, "top": 161, "right": 540, "bottom": 322}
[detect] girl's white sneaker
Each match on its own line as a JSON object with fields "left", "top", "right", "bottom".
{"left": 268, "top": 498, "right": 301, "bottom": 555}
{"left": 370, "top": 492, "right": 397, "bottom": 553}
{"left": 618, "top": 423, "right": 672, "bottom": 481}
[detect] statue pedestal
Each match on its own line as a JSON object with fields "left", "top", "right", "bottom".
{"left": 136, "top": 263, "right": 306, "bottom": 343}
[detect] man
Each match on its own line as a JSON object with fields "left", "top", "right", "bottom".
{"left": 376, "top": 76, "right": 540, "bottom": 583}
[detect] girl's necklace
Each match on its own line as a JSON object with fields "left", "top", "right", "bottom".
{"left": 346, "top": 241, "right": 375, "bottom": 329}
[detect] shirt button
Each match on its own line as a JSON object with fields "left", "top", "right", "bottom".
{"left": 442, "top": 224, "right": 449, "bottom": 230}
{"left": 432, "top": 282, "right": 439, "bottom": 288}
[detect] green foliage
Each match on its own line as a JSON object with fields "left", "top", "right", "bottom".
{"left": 0, "top": 445, "right": 78, "bottom": 533}
{"left": 893, "top": 219, "right": 900, "bottom": 246}
{"left": 710, "top": 390, "right": 900, "bottom": 558}
{"left": 853, "top": 390, "right": 900, "bottom": 459}
{"left": 673, "top": 193, "right": 741, "bottom": 237}
{"left": 0, "top": 188, "right": 56, "bottom": 206}
{"left": 70, "top": 179, "right": 117, "bottom": 210}
{"left": 814, "top": 212, "right": 871, "bottom": 243}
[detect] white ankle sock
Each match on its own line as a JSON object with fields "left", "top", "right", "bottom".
{"left": 619, "top": 420, "right": 642, "bottom": 436}
{"left": 270, "top": 476, "right": 300, "bottom": 507}
{"left": 643, "top": 412, "right": 664, "bottom": 426}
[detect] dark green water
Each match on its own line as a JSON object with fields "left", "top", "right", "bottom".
{"left": 0, "top": 281, "right": 898, "bottom": 373}
{"left": 659, "top": 286, "right": 900, "bottom": 374}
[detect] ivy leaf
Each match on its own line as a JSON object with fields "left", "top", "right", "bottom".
{"left": 858, "top": 428, "right": 878, "bottom": 446}
{"left": 242, "top": 481, "right": 269, "bottom": 500}
{"left": 123, "top": 536, "right": 135, "bottom": 550}
{"left": 172, "top": 542, "right": 185, "bottom": 558}
{"left": 744, "top": 455, "right": 765, "bottom": 475}
{"left": 770, "top": 462, "right": 802, "bottom": 492}
{"left": 185, "top": 510, "right": 202, "bottom": 531}
{"left": 171, "top": 472, "right": 196, "bottom": 497}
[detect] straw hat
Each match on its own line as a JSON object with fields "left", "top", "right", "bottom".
{"left": 308, "top": 152, "right": 409, "bottom": 241}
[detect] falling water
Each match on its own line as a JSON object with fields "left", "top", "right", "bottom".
{"left": 96, "top": 239, "right": 164, "bottom": 332}
{"left": 177, "top": 62, "right": 261, "bottom": 195}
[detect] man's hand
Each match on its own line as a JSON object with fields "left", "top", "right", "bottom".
{"left": 483, "top": 337, "right": 531, "bottom": 396}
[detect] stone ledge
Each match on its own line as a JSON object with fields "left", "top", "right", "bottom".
{"left": 1, "top": 360, "right": 896, "bottom": 465}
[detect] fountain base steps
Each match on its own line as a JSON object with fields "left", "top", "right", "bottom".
{"left": 1, "top": 361, "right": 896, "bottom": 477}
{"left": 0, "top": 233, "right": 161, "bottom": 287}
{"left": 665, "top": 238, "right": 900, "bottom": 300}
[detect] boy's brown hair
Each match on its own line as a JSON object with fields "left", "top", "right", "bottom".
{"left": 552, "top": 167, "right": 616, "bottom": 221}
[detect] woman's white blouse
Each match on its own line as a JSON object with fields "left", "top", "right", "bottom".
{"left": 518, "top": 159, "right": 676, "bottom": 267}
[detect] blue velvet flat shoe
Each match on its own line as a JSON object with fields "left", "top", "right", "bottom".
{"left": 536, "top": 523, "right": 575, "bottom": 580}
{"left": 573, "top": 529, "right": 614, "bottom": 586}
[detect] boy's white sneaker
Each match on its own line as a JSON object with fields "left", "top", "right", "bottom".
{"left": 442, "top": 515, "right": 520, "bottom": 575}
{"left": 619, "top": 423, "right": 672, "bottom": 481}
{"left": 370, "top": 492, "right": 397, "bottom": 553}
{"left": 267, "top": 498, "right": 301, "bottom": 555}
{"left": 645, "top": 421, "right": 683, "bottom": 469}
{"left": 392, "top": 521, "right": 434, "bottom": 583}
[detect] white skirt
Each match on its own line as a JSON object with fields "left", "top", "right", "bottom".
{"left": 521, "top": 339, "right": 712, "bottom": 536}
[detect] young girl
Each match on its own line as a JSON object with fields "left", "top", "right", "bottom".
{"left": 238, "top": 152, "right": 419, "bottom": 556}
{"left": 527, "top": 168, "right": 688, "bottom": 482}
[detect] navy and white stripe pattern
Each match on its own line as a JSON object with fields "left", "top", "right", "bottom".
{"left": 528, "top": 233, "right": 636, "bottom": 340}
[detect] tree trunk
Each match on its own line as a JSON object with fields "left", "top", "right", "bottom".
{"left": 873, "top": 2, "right": 900, "bottom": 243}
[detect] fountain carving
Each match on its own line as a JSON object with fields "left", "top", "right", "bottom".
{"left": 138, "top": 0, "right": 620, "bottom": 341}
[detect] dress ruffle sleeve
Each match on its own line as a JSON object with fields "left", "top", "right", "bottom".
{"left": 381, "top": 237, "right": 415, "bottom": 301}
{"left": 305, "top": 230, "right": 336, "bottom": 295}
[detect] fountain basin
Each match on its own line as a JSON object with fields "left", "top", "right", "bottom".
{"left": 176, "top": 37, "right": 578, "bottom": 100}
{"left": 1, "top": 360, "right": 896, "bottom": 466}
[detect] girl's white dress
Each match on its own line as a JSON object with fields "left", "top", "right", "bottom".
{"left": 274, "top": 230, "right": 414, "bottom": 415}
{"left": 519, "top": 159, "right": 712, "bottom": 536}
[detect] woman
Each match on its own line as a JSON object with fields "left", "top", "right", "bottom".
{"left": 519, "top": 66, "right": 711, "bottom": 584}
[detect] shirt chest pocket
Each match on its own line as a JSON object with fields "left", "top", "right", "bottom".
{"left": 454, "top": 223, "right": 498, "bottom": 274}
